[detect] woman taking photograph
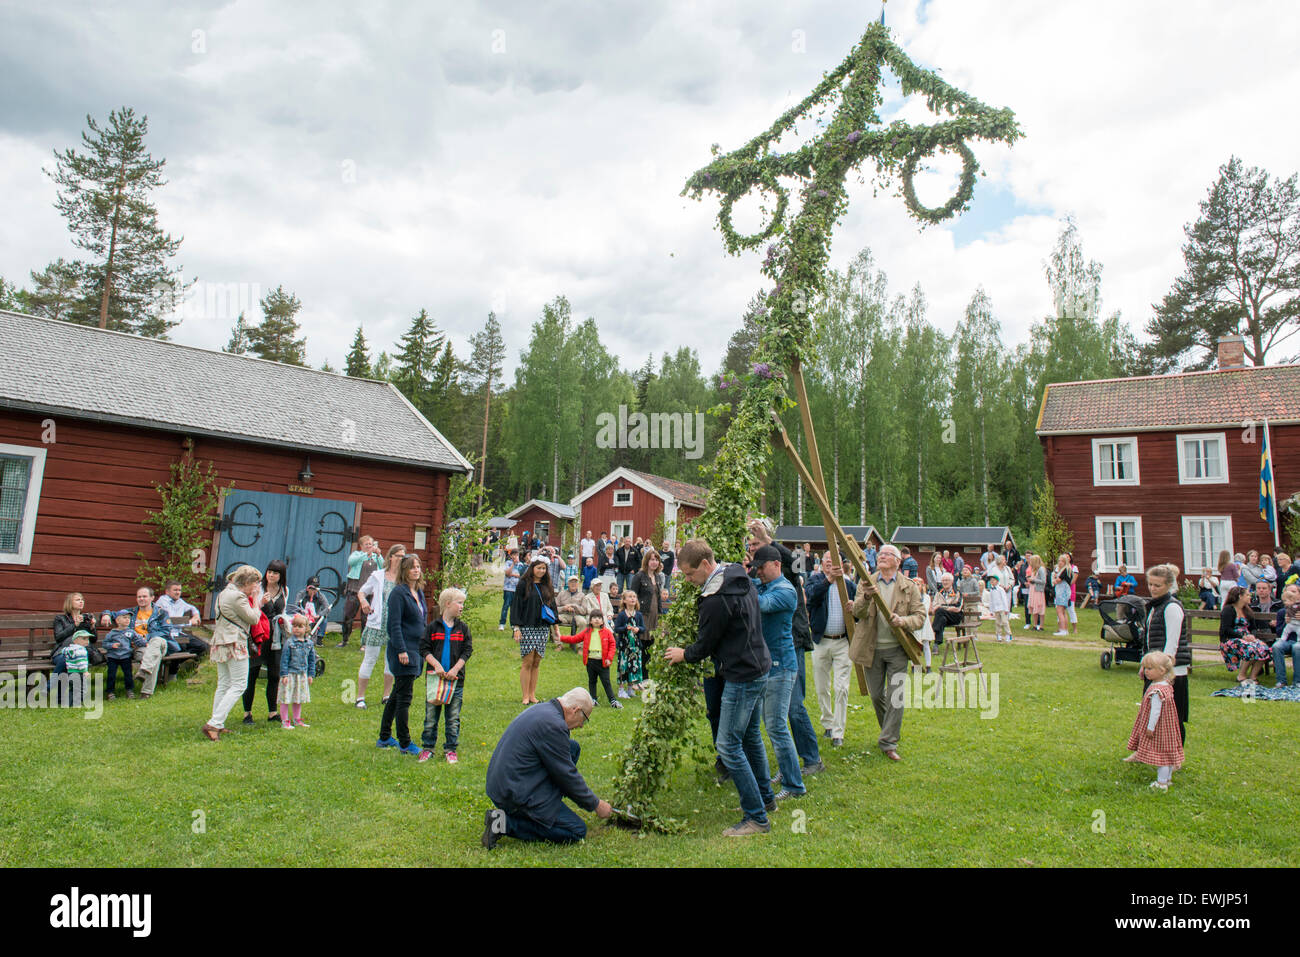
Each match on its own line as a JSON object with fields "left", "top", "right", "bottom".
{"left": 356, "top": 543, "right": 405, "bottom": 709}
{"left": 378, "top": 554, "right": 427, "bottom": 755}
{"left": 510, "top": 558, "right": 558, "bottom": 705}
{"left": 1219, "top": 584, "right": 1269, "bottom": 686}
{"left": 242, "top": 558, "right": 287, "bottom": 725}
{"left": 203, "top": 565, "right": 262, "bottom": 741}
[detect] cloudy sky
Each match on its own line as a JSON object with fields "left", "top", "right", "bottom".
{"left": 2, "top": 0, "right": 1297, "bottom": 378}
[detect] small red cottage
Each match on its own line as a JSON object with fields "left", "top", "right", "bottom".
{"left": 1037, "top": 337, "right": 1300, "bottom": 592}
{"left": 503, "top": 500, "right": 576, "bottom": 546}
{"left": 889, "top": 526, "right": 1016, "bottom": 578}
{"left": 570, "top": 468, "right": 707, "bottom": 546}
{"left": 0, "top": 310, "right": 471, "bottom": 618}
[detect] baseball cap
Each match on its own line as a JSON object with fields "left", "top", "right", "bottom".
{"left": 753, "top": 545, "right": 782, "bottom": 565}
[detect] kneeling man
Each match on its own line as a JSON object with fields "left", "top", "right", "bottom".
{"left": 483, "top": 688, "right": 612, "bottom": 847}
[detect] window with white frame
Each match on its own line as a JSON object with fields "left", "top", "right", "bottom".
{"left": 610, "top": 521, "right": 632, "bottom": 540}
{"left": 0, "top": 444, "right": 47, "bottom": 565}
{"left": 613, "top": 489, "right": 633, "bottom": 506}
{"left": 1181, "top": 516, "right": 1232, "bottom": 575}
{"left": 1095, "top": 517, "right": 1143, "bottom": 573}
{"left": 1177, "top": 433, "right": 1228, "bottom": 484}
{"left": 1091, "top": 437, "right": 1139, "bottom": 486}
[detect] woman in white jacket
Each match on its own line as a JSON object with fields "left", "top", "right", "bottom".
{"left": 202, "top": 565, "right": 262, "bottom": 741}
{"left": 355, "top": 543, "right": 405, "bottom": 709}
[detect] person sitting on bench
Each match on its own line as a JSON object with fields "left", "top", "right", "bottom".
{"left": 931, "top": 574, "right": 963, "bottom": 646}
{"left": 154, "top": 579, "right": 210, "bottom": 658}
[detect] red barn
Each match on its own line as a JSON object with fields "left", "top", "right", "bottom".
{"left": 0, "top": 310, "right": 471, "bottom": 618}
{"left": 570, "top": 467, "right": 707, "bottom": 546}
{"left": 503, "top": 500, "right": 576, "bottom": 546}
{"left": 1037, "top": 338, "right": 1300, "bottom": 592}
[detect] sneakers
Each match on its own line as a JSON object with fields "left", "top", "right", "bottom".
{"left": 376, "top": 736, "right": 399, "bottom": 748}
{"left": 802, "top": 761, "right": 826, "bottom": 776}
{"left": 498, "top": 624, "right": 505, "bottom": 632}
{"left": 610, "top": 699, "right": 623, "bottom": 709}
{"left": 774, "top": 788, "right": 803, "bottom": 801}
{"left": 735, "top": 799, "right": 778, "bottom": 814}
{"left": 126, "top": 691, "right": 136, "bottom": 700}
{"left": 1052, "top": 630, "right": 1069, "bottom": 636}
{"left": 823, "top": 729, "right": 833, "bottom": 738}
{"left": 417, "top": 749, "right": 434, "bottom": 763}
{"left": 831, "top": 737, "right": 844, "bottom": 748}
{"left": 334, "top": 638, "right": 349, "bottom": 648}
{"left": 617, "top": 689, "right": 630, "bottom": 699}
{"left": 482, "top": 808, "right": 505, "bottom": 849}
{"left": 281, "top": 721, "right": 293, "bottom": 729}
{"left": 723, "top": 818, "right": 771, "bottom": 837}
{"left": 107, "top": 693, "right": 116, "bottom": 701}
{"left": 1149, "top": 780, "right": 1169, "bottom": 791}
{"left": 1022, "top": 622, "right": 1032, "bottom": 629}
{"left": 294, "top": 720, "right": 309, "bottom": 728}
{"left": 242, "top": 714, "right": 254, "bottom": 726}
{"left": 355, "top": 699, "right": 367, "bottom": 709}
{"left": 446, "top": 750, "right": 458, "bottom": 764}
{"left": 399, "top": 742, "right": 421, "bottom": 756}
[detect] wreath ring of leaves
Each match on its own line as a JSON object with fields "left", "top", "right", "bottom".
{"left": 900, "top": 139, "right": 978, "bottom": 224}
{"left": 718, "top": 165, "right": 790, "bottom": 249}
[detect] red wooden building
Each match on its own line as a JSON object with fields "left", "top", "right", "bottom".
{"left": 570, "top": 467, "right": 707, "bottom": 546}
{"left": 503, "top": 500, "right": 576, "bottom": 546}
{"left": 1037, "top": 338, "right": 1300, "bottom": 592}
{"left": 0, "top": 310, "right": 471, "bottom": 618}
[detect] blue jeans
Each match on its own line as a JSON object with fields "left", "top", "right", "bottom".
{"left": 762, "top": 665, "right": 804, "bottom": 795}
{"left": 421, "top": 678, "right": 464, "bottom": 751}
{"left": 495, "top": 739, "right": 587, "bottom": 843}
{"left": 499, "top": 589, "right": 515, "bottom": 625}
{"left": 790, "top": 650, "right": 820, "bottom": 766}
{"left": 717, "top": 674, "right": 774, "bottom": 824}
{"left": 1273, "top": 635, "right": 1300, "bottom": 684}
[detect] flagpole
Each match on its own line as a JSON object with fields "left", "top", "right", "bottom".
{"left": 1264, "top": 417, "right": 1281, "bottom": 550}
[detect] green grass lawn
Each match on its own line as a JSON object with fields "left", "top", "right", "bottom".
{"left": 2, "top": 590, "right": 1295, "bottom": 867}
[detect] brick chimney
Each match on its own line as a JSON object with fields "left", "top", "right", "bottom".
{"left": 1217, "top": 335, "right": 1246, "bottom": 369}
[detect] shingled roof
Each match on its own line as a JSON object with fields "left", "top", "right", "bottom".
{"left": 0, "top": 309, "right": 471, "bottom": 472}
{"left": 1037, "top": 364, "right": 1300, "bottom": 434}
{"left": 626, "top": 469, "right": 709, "bottom": 508}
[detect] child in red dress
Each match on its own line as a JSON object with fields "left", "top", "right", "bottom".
{"left": 1125, "top": 652, "right": 1185, "bottom": 790}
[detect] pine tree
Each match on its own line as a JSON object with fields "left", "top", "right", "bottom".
{"left": 393, "top": 309, "right": 444, "bottom": 412}
{"left": 24, "top": 259, "right": 81, "bottom": 321}
{"left": 466, "top": 312, "right": 507, "bottom": 505}
{"left": 320, "top": 358, "right": 336, "bottom": 373}
{"left": 246, "top": 286, "right": 307, "bottom": 365}
{"left": 344, "top": 325, "right": 372, "bottom": 377}
{"left": 224, "top": 311, "right": 253, "bottom": 354}
{"left": 0, "top": 276, "right": 24, "bottom": 311}
{"left": 45, "top": 107, "right": 185, "bottom": 335}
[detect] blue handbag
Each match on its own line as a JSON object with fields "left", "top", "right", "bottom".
{"left": 536, "top": 585, "right": 557, "bottom": 624}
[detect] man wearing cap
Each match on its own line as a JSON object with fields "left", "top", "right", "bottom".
{"left": 664, "top": 539, "right": 775, "bottom": 837}
{"left": 751, "top": 544, "right": 807, "bottom": 800}
{"left": 556, "top": 574, "right": 588, "bottom": 642}
{"left": 849, "top": 544, "right": 924, "bottom": 761}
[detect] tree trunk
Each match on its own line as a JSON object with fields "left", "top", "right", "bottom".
{"left": 477, "top": 379, "right": 491, "bottom": 510}
{"left": 552, "top": 438, "right": 559, "bottom": 502}
{"left": 916, "top": 445, "right": 923, "bottom": 524}
{"left": 980, "top": 411, "right": 989, "bottom": 527}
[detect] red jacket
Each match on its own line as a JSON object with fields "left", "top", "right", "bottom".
{"left": 561, "top": 626, "right": 616, "bottom": 667}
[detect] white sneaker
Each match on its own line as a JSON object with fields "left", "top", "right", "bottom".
{"left": 1053, "top": 630, "right": 1069, "bottom": 636}
{"left": 498, "top": 624, "right": 504, "bottom": 632}
{"left": 1022, "top": 623, "right": 1031, "bottom": 629}
{"left": 617, "top": 689, "right": 629, "bottom": 699}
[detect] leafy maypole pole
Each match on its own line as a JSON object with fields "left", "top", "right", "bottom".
{"left": 610, "top": 21, "right": 1021, "bottom": 831}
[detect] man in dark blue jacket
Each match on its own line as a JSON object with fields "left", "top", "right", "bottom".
{"left": 664, "top": 539, "right": 774, "bottom": 837}
{"left": 482, "top": 688, "right": 611, "bottom": 847}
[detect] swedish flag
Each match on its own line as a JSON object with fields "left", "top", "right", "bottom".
{"left": 1260, "top": 424, "right": 1276, "bottom": 532}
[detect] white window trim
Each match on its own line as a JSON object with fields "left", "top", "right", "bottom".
{"left": 1180, "top": 515, "right": 1233, "bottom": 574}
{"left": 1176, "top": 432, "right": 1229, "bottom": 485}
{"left": 611, "top": 521, "right": 633, "bottom": 540}
{"left": 613, "top": 489, "right": 634, "bottom": 507}
{"left": 1091, "top": 437, "right": 1140, "bottom": 486}
{"left": 1094, "top": 516, "right": 1144, "bottom": 574}
{"left": 0, "top": 442, "right": 47, "bottom": 565}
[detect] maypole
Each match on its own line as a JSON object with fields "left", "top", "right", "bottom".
{"left": 610, "top": 20, "right": 1021, "bottom": 831}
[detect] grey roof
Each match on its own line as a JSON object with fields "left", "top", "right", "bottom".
{"left": 0, "top": 310, "right": 470, "bottom": 473}
{"left": 891, "top": 526, "right": 1016, "bottom": 547}
{"left": 775, "top": 525, "right": 882, "bottom": 543}
{"left": 506, "top": 499, "right": 577, "bottom": 520}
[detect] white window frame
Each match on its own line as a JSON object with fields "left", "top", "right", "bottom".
{"left": 1094, "top": 516, "right": 1144, "bottom": 574}
{"left": 1091, "top": 437, "right": 1140, "bottom": 486}
{"left": 610, "top": 521, "right": 633, "bottom": 540}
{"left": 1181, "top": 515, "right": 1233, "bottom": 575}
{"left": 0, "top": 442, "right": 47, "bottom": 565}
{"left": 1176, "top": 432, "right": 1229, "bottom": 485}
{"left": 613, "top": 489, "right": 633, "bottom": 507}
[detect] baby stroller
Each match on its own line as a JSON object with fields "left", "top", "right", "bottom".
{"left": 1097, "top": 594, "right": 1147, "bottom": 670}
{"left": 274, "top": 602, "right": 329, "bottom": 677}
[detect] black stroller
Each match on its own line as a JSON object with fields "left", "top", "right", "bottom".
{"left": 1097, "top": 594, "right": 1147, "bottom": 670}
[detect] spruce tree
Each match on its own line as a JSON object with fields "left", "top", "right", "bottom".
{"left": 246, "top": 286, "right": 307, "bottom": 365}
{"left": 46, "top": 107, "right": 184, "bottom": 335}
{"left": 393, "top": 309, "right": 444, "bottom": 411}
{"left": 344, "top": 325, "right": 372, "bottom": 377}
{"left": 224, "top": 311, "right": 253, "bottom": 354}
{"left": 25, "top": 259, "right": 81, "bottom": 322}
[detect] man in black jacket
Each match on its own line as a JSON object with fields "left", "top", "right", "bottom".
{"left": 665, "top": 539, "right": 775, "bottom": 837}
{"left": 615, "top": 538, "right": 637, "bottom": 592}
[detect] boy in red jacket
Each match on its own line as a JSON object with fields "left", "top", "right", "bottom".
{"left": 562, "top": 612, "right": 621, "bottom": 709}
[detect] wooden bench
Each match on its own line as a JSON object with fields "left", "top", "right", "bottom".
{"left": 1185, "top": 608, "right": 1276, "bottom": 676}
{"left": 0, "top": 614, "right": 199, "bottom": 685}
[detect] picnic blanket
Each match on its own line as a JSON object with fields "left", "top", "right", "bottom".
{"left": 1210, "top": 684, "right": 1300, "bottom": 702}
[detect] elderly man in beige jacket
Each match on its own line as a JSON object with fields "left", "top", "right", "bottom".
{"left": 849, "top": 543, "right": 924, "bottom": 761}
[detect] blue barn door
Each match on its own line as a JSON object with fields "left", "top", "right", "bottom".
{"left": 212, "top": 490, "right": 356, "bottom": 623}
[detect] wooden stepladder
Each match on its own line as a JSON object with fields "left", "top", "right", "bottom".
{"left": 937, "top": 595, "right": 987, "bottom": 704}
